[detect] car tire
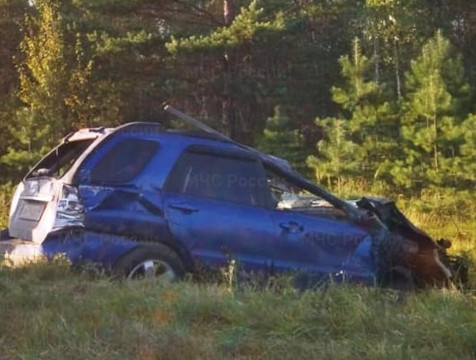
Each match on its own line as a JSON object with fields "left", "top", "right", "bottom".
{"left": 376, "top": 235, "right": 415, "bottom": 290}
{"left": 382, "top": 266, "right": 416, "bottom": 291}
{"left": 113, "top": 243, "right": 185, "bottom": 281}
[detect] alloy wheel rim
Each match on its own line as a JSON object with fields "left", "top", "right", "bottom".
{"left": 127, "top": 259, "right": 176, "bottom": 281}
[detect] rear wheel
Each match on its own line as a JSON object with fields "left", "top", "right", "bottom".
{"left": 114, "top": 243, "right": 185, "bottom": 281}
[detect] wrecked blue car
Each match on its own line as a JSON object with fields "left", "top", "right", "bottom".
{"left": 0, "top": 107, "right": 467, "bottom": 289}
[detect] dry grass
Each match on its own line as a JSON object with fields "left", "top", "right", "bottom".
{"left": 0, "top": 183, "right": 12, "bottom": 229}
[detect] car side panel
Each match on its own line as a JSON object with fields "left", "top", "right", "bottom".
{"left": 42, "top": 230, "right": 139, "bottom": 266}
{"left": 75, "top": 132, "right": 176, "bottom": 241}
{"left": 271, "top": 210, "right": 375, "bottom": 282}
{"left": 163, "top": 192, "right": 275, "bottom": 271}
{"left": 79, "top": 185, "right": 169, "bottom": 240}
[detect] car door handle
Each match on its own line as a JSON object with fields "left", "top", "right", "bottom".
{"left": 168, "top": 203, "right": 199, "bottom": 214}
{"left": 280, "top": 221, "right": 303, "bottom": 233}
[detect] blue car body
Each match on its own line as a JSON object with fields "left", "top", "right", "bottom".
{"left": 1, "top": 119, "right": 463, "bottom": 287}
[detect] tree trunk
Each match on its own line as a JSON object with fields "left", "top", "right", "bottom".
{"left": 223, "top": 0, "right": 234, "bottom": 26}
{"left": 222, "top": 0, "right": 234, "bottom": 137}
{"left": 434, "top": 115, "right": 439, "bottom": 171}
{"left": 393, "top": 38, "right": 402, "bottom": 98}
{"left": 373, "top": 34, "right": 380, "bottom": 85}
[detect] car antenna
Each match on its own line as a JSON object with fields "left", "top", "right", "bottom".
{"left": 164, "top": 105, "right": 231, "bottom": 141}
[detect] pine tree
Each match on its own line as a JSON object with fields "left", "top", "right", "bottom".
{"left": 394, "top": 31, "right": 471, "bottom": 189}
{"left": 1, "top": 108, "right": 48, "bottom": 180}
{"left": 308, "top": 38, "right": 398, "bottom": 190}
{"left": 1, "top": 0, "right": 95, "bottom": 179}
{"left": 0, "top": 0, "right": 29, "bottom": 182}
{"left": 2, "top": 0, "right": 68, "bottom": 178}
{"left": 363, "top": 0, "right": 427, "bottom": 96}
{"left": 460, "top": 114, "right": 476, "bottom": 184}
{"left": 257, "top": 106, "right": 309, "bottom": 177}
{"left": 307, "top": 117, "right": 363, "bottom": 190}
{"left": 17, "top": 0, "right": 69, "bottom": 141}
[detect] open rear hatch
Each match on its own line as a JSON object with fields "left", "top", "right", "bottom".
{"left": 8, "top": 137, "right": 96, "bottom": 243}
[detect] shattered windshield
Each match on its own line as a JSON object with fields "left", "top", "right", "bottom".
{"left": 28, "top": 140, "right": 94, "bottom": 179}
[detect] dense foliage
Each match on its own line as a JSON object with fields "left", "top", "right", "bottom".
{"left": 0, "top": 0, "right": 475, "bottom": 194}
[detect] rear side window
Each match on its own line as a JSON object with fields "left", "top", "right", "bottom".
{"left": 28, "top": 140, "right": 94, "bottom": 179}
{"left": 166, "top": 150, "right": 268, "bottom": 207}
{"left": 89, "top": 138, "right": 159, "bottom": 184}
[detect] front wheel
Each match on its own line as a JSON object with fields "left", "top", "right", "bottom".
{"left": 113, "top": 243, "right": 185, "bottom": 281}
{"left": 381, "top": 266, "right": 416, "bottom": 291}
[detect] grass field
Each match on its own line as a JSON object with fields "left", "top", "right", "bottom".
{"left": 1, "top": 186, "right": 475, "bottom": 359}
{"left": 0, "top": 261, "right": 476, "bottom": 360}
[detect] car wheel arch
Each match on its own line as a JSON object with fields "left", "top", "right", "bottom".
{"left": 114, "top": 236, "right": 195, "bottom": 274}
{"left": 112, "top": 241, "right": 188, "bottom": 279}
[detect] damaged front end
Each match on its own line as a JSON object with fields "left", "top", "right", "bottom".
{"left": 356, "top": 197, "right": 469, "bottom": 289}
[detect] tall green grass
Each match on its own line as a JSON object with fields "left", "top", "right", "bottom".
{"left": 1, "top": 184, "right": 476, "bottom": 359}
{"left": 0, "top": 262, "right": 475, "bottom": 360}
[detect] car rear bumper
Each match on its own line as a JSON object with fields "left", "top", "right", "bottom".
{"left": 0, "top": 238, "right": 44, "bottom": 266}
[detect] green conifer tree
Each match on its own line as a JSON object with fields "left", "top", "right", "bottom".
{"left": 1, "top": 0, "right": 94, "bottom": 179}
{"left": 17, "top": 0, "right": 69, "bottom": 141}
{"left": 307, "top": 117, "right": 363, "bottom": 190}
{"left": 0, "top": 0, "right": 29, "bottom": 182}
{"left": 308, "top": 38, "right": 398, "bottom": 190}
{"left": 457, "top": 114, "right": 476, "bottom": 185}
{"left": 393, "top": 31, "right": 471, "bottom": 190}
{"left": 258, "top": 106, "right": 309, "bottom": 177}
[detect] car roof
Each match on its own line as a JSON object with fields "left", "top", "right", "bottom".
{"left": 106, "top": 121, "right": 294, "bottom": 171}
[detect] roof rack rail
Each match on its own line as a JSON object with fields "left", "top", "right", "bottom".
{"left": 164, "top": 105, "right": 230, "bottom": 141}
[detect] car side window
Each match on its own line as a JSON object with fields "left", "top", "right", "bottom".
{"left": 266, "top": 169, "right": 332, "bottom": 210}
{"left": 28, "top": 139, "right": 94, "bottom": 179}
{"left": 89, "top": 138, "right": 159, "bottom": 184}
{"left": 166, "top": 150, "right": 268, "bottom": 207}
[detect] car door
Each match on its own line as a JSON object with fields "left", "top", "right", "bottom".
{"left": 266, "top": 170, "right": 373, "bottom": 282}
{"left": 76, "top": 136, "right": 167, "bottom": 239}
{"left": 162, "top": 146, "right": 275, "bottom": 272}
